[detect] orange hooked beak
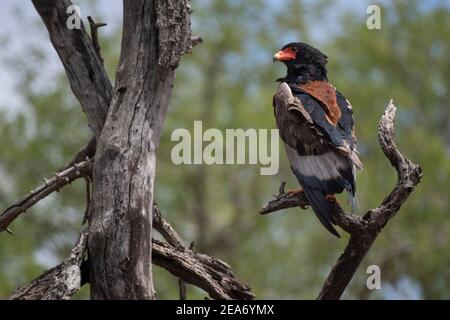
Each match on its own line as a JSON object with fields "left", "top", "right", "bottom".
{"left": 273, "top": 47, "right": 296, "bottom": 62}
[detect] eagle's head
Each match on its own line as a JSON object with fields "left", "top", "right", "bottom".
{"left": 273, "top": 42, "right": 328, "bottom": 84}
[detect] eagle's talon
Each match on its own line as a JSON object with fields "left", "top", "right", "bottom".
{"left": 287, "top": 188, "right": 304, "bottom": 196}
{"left": 325, "top": 194, "right": 339, "bottom": 205}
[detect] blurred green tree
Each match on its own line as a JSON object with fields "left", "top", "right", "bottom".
{"left": 0, "top": 0, "right": 448, "bottom": 299}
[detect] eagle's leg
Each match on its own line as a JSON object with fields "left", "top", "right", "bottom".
{"left": 287, "top": 188, "right": 304, "bottom": 195}
{"left": 325, "top": 194, "right": 340, "bottom": 205}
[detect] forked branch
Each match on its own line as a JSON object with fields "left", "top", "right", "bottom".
{"left": 260, "top": 100, "right": 422, "bottom": 299}
{"left": 8, "top": 208, "right": 253, "bottom": 300}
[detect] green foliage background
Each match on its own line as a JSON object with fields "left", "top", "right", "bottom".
{"left": 0, "top": 0, "right": 449, "bottom": 299}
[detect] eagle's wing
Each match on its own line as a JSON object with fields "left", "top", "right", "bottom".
{"left": 336, "top": 90, "right": 363, "bottom": 170}
{"left": 290, "top": 83, "right": 363, "bottom": 170}
{"left": 273, "top": 83, "right": 362, "bottom": 237}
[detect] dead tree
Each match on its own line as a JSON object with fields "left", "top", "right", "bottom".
{"left": 0, "top": 0, "right": 253, "bottom": 300}
{"left": 260, "top": 85, "right": 422, "bottom": 299}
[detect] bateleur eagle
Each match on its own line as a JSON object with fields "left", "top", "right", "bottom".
{"left": 273, "top": 42, "right": 363, "bottom": 237}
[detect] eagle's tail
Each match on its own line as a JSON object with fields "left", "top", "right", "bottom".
{"left": 348, "top": 163, "right": 360, "bottom": 213}
{"left": 303, "top": 186, "right": 340, "bottom": 238}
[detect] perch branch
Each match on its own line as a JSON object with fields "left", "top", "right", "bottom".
{"left": 259, "top": 181, "right": 310, "bottom": 214}
{"left": 260, "top": 181, "right": 366, "bottom": 235}
{"left": 317, "top": 100, "right": 422, "bottom": 300}
{"left": 260, "top": 100, "right": 422, "bottom": 300}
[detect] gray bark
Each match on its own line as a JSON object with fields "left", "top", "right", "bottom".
{"left": 31, "top": 0, "right": 112, "bottom": 139}
{"left": 7, "top": 204, "right": 254, "bottom": 300}
{"left": 6, "top": 0, "right": 253, "bottom": 301}
{"left": 153, "top": 240, "right": 254, "bottom": 300}
{"left": 88, "top": 0, "right": 192, "bottom": 299}
{"left": 8, "top": 231, "right": 87, "bottom": 300}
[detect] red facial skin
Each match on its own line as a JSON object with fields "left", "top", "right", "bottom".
{"left": 273, "top": 47, "right": 296, "bottom": 61}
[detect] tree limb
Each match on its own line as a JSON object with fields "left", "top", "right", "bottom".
{"left": 153, "top": 203, "right": 186, "bottom": 251}
{"left": 191, "top": 36, "right": 203, "bottom": 47}
{"left": 0, "top": 160, "right": 92, "bottom": 233}
{"left": 87, "top": 16, "right": 107, "bottom": 63}
{"left": 260, "top": 100, "right": 422, "bottom": 300}
{"left": 9, "top": 208, "right": 253, "bottom": 300}
{"left": 152, "top": 206, "right": 253, "bottom": 300}
{"left": 8, "top": 231, "right": 87, "bottom": 300}
{"left": 178, "top": 278, "right": 187, "bottom": 300}
{"left": 32, "top": 0, "right": 112, "bottom": 139}
{"left": 62, "top": 137, "right": 97, "bottom": 171}
{"left": 259, "top": 181, "right": 310, "bottom": 214}
{"left": 153, "top": 239, "right": 253, "bottom": 300}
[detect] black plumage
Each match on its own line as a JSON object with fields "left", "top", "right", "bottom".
{"left": 273, "top": 42, "right": 363, "bottom": 237}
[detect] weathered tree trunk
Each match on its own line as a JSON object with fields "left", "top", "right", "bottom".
{"left": 4, "top": 0, "right": 254, "bottom": 301}
{"left": 88, "top": 0, "right": 192, "bottom": 299}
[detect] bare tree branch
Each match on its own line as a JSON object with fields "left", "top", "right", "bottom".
{"left": 1, "top": 168, "right": 254, "bottom": 299}
{"left": 62, "top": 137, "right": 97, "bottom": 171}
{"left": 8, "top": 231, "right": 87, "bottom": 300}
{"left": 178, "top": 278, "right": 187, "bottom": 300}
{"left": 32, "top": 0, "right": 112, "bottom": 139}
{"left": 260, "top": 100, "right": 422, "bottom": 300}
{"left": 152, "top": 206, "right": 253, "bottom": 300}
{"left": 191, "top": 36, "right": 203, "bottom": 47}
{"left": 259, "top": 181, "right": 310, "bottom": 214}
{"left": 9, "top": 236, "right": 254, "bottom": 301}
{"left": 9, "top": 208, "right": 253, "bottom": 300}
{"left": 260, "top": 182, "right": 366, "bottom": 235}
{"left": 0, "top": 160, "right": 92, "bottom": 233}
{"left": 153, "top": 239, "right": 253, "bottom": 300}
{"left": 87, "top": 16, "right": 107, "bottom": 63}
{"left": 0, "top": 166, "right": 186, "bottom": 241}
{"left": 153, "top": 203, "right": 186, "bottom": 251}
